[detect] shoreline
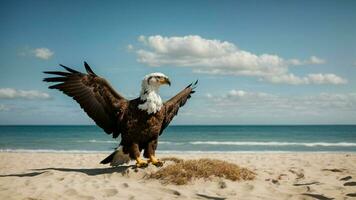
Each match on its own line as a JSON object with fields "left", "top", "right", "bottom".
{"left": 1, "top": 152, "right": 356, "bottom": 199}
{"left": 1, "top": 149, "right": 356, "bottom": 154}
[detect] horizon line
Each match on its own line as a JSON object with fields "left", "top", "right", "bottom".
{"left": 0, "top": 124, "right": 356, "bottom": 126}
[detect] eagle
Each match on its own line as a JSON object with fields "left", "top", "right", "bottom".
{"left": 43, "top": 62, "right": 197, "bottom": 167}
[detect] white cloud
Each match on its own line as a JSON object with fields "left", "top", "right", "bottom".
{"left": 307, "top": 73, "right": 347, "bottom": 84}
{"left": 207, "top": 90, "right": 356, "bottom": 113}
{"left": 0, "top": 104, "right": 10, "bottom": 112}
{"left": 288, "top": 56, "right": 325, "bottom": 66}
{"left": 226, "top": 89, "right": 273, "bottom": 99}
{"left": 308, "top": 56, "right": 325, "bottom": 64}
{"left": 134, "top": 35, "right": 345, "bottom": 85}
{"left": 287, "top": 59, "right": 303, "bottom": 66}
{"left": 127, "top": 44, "right": 134, "bottom": 51}
{"left": 0, "top": 88, "right": 51, "bottom": 100}
{"left": 265, "top": 73, "right": 347, "bottom": 85}
{"left": 33, "top": 48, "right": 54, "bottom": 60}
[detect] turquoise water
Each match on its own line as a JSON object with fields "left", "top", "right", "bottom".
{"left": 0, "top": 125, "right": 356, "bottom": 153}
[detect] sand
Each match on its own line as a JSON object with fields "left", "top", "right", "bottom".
{"left": 0, "top": 152, "right": 355, "bottom": 200}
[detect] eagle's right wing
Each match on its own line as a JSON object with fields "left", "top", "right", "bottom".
{"left": 43, "top": 62, "right": 128, "bottom": 138}
{"left": 160, "top": 80, "right": 198, "bottom": 134}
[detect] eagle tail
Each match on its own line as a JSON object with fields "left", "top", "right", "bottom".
{"left": 100, "top": 146, "right": 130, "bottom": 166}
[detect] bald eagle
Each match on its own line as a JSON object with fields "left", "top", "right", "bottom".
{"left": 43, "top": 62, "right": 197, "bottom": 167}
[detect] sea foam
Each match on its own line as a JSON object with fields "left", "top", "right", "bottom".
{"left": 189, "top": 141, "right": 356, "bottom": 147}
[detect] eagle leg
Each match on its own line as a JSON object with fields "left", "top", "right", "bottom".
{"left": 144, "top": 139, "right": 163, "bottom": 167}
{"left": 135, "top": 157, "right": 148, "bottom": 168}
{"left": 129, "top": 143, "right": 148, "bottom": 168}
{"left": 148, "top": 156, "right": 164, "bottom": 167}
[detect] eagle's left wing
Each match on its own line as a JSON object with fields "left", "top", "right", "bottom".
{"left": 160, "top": 80, "right": 198, "bottom": 134}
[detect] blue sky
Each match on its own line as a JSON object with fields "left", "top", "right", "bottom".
{"left": 0, "top": 0, "right": 355, "bottom": 125}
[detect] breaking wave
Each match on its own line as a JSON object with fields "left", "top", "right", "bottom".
{"left": 1, "top": 149, "right": 351, "bottom": 154}
{"left": 76, "top": 139, "right": 117, "bottom": 144}
{"left": 0, "top": 149, "right": 111, "bottom": 153}
{"left": 75, "top": 140, "right": 356, "bottom": 147}
{"left": 188, "top": 141, "right": 356, "bottom": 147}
{"left": 76, "top": 140, "right": 183, "bottom": 145}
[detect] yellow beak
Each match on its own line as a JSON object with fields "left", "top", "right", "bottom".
{"left": 160, "top": 77, "right": 171, "bottom": 86}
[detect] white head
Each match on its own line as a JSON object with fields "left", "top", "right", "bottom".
{"left": 140, "top": 72, "right": 171, "bottom": 93}
{"left": 138, "top": 72, "right": 171, "bottom": 114}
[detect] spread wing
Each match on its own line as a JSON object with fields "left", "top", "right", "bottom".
{"left": 43, "top": 62, "right": 127, "bottom": 138}
{"left": 160, "top": 80, "right": 198, "bottom": 134}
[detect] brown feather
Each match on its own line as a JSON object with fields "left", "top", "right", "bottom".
{"left": 160, "top": 81, "right": 198, "bottom": 134}
{"left": 43, "top": 62, "right": 128, "bottom": 138}
{"left": 43, "top": 62, "right": 197, "bottom": 162}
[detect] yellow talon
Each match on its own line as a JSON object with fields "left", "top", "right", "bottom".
{"left": 135, "top": 157, "right": 148, "bottom": 168}
{"left": 149, "top": 156, "right": 164, "bottom": 167}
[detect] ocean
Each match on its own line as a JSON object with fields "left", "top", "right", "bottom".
{"left": 0, "top": 125, "right": 355, "bottom": 153}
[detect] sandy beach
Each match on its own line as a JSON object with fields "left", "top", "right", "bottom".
{"left": 0, "top": 152, "right": 355, "bottom": 200}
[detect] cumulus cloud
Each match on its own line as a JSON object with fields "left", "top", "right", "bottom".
{"left": 33, "top": 48, "right": 54, "bottom": 60}
{"left": 0, "top": 88, "right": 51, "bottom": 100}
{"left": 226, "top": 89, "right": 274, "bottom": 99}
{"left": 288, "top": 56, "right": 325, "bottom": 66}
{"left": 307, "top": 73, "right": 347, "bottom": 84}
{"left": 18, "top": 47, "right": 54, "bottom": 60}
{"left": 133, "top": 35, "right": 345, "bottom": 85}
{"left": 265, "top": 73, "right": 347, "bottom": 85}
{"left": 308, "top": 56, "right": 325, "bottom": 64}
{"left": 0, "top": 104, "right": 10, "bottom": 112}
{"left": 127, "top": 44, "right": 134, "bottom": 51}
{"left": 207, "top": 89, "right": 356, "bottom": 112}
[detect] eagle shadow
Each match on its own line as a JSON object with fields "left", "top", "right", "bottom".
{"left": 0, "top": 165, "right": 134, "bottom": 177}
{"left": 0, "top": 171, "right": 47, "bottom": 177}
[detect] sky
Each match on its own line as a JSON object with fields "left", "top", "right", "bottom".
{"left": 0, "top": 0, "right": 355, "bottom": 125}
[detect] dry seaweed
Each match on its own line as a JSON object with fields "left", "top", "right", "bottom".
{"left": 149, "top": 158, "right": 255, "bottom": 185}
